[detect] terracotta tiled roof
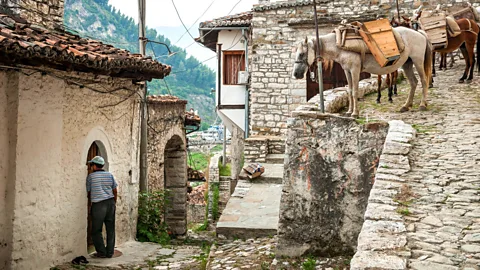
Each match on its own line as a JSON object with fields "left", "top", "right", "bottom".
{"left": 147, "top": 95, "right": 187, "bottom": 104}
{"left": 253, "top": 0, "right": 313, "bottom": 11}
{"left": 199, "top": 11, "right": 252, "bottom": 28}
{"left": 0, "top": 13, "right": 171, "bottom": 81}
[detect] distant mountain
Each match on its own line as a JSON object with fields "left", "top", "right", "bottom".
{"left": 64, "top": 0, "right": 216, "bottom": 130}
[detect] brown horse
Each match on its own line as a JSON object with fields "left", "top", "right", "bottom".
{"left": 430, "top": 18, "right": 480, "bottom": 83}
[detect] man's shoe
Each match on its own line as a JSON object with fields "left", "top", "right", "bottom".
{"left": 92, "top": 253, "right": 106, "bottom": 258}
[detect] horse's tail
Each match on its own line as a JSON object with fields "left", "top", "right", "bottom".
{"left": 422, "top": 32, "right": 433, "bottom": 86}
{"left": 476, "top": 27, "right": 480, "bottom": 72}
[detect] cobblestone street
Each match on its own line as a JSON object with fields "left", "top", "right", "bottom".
{"left": 360, "top": 66, "right": 480, "bottom": 270}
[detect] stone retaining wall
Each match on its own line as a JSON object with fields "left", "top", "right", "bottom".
{"left": 277, "top": 110, "right": 388, "bottom": 257}
{"left": 244, "top": 135, "right": 284, "bottom": 163}
{"left": 187, "top": 204, "right": 206, "bottom": 223}
{"left": 207, "top": 154, "right": 220, "bottom": 225}
{"left": 350, "top": 120, "right": 416, "bottom": 270}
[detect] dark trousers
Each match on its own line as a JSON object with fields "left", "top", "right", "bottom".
{"left": 91, "top": 198, "right": 116, "bottom": 257}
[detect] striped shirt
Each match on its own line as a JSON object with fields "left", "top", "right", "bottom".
{"left": 86, "top": 170, "right": 118, "bottom": 203}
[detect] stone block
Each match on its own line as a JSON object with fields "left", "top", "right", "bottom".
{"left": 364, "top": 203, "right": 402, "bottom": 221}
{"left": 383, "top": 141, "right": 412, "bottom": 155}
{"left": 350, "top": 251, "right": 406, "bottom": 270}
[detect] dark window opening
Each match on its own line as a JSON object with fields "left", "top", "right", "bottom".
{"left": 223, "top": 50, "right": 245, "bottom": 85}
{"left": 306, "top": 62, "right": 370, "bottom": 101}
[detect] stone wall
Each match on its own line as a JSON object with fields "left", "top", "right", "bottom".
{"left": 1, "top": 69, "right": 141, "bottom": 269}
{"left": 244, "top": 135, "right": 285, "bottom": 163}
{"left": 0, "top": 71, "right": 17, "bottom": 270}
{"left": 147, "top": 101, "right": 187, "bottom": 192}
{"left": 1, "top": 0, "right": 64, "bottom": 28}
{"left": 248, "top": 0, "right": 477, "bottom": 138}
{"left": 207, "top": 154, "right": 220, "bottom": 226}
{"left": 276, "top": 109, "right": 388, "bottom": 257}
{"left": 187, "top": 204, "right": 206, "bottom": 223}
{"left": 229, "top": 125, "right": 244, "bottom": 180}
{"left": 146, "top": 97, "right": 187, "bottom": 235}
{"left": 350, "top": 120, "right": 416, "bottom": 270}
{"left": 219, "top": 176, "right": 232, "bottom": 214}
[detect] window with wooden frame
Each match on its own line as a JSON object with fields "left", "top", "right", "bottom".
{"left": 223, "top": 50, "right": 245, "bottom": 85}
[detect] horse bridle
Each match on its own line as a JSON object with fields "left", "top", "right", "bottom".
{"left": 295, "top": 41, "right": 322, "bottom": 82}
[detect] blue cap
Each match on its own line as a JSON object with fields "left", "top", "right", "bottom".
{"left": 88, "top": 156, "right": 105, "bottom": 166}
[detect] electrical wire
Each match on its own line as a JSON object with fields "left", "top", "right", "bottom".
{"left": 171, "top": 0, "right": 245, "bottom": 53}
{"left": 173, "top": 0, "right": 217, "bottom": 46}
{"left": 171, "top": 31, "right": 242, "bottom": 74}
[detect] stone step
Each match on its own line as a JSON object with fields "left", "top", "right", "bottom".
{"left": 238, "top": 163, "right": 284, "bottom": 184}
{"left": 265, "top": 153, "right": 285, "bottom": 164}
{"left": 216, "top": 182, "right": 282, "bottom": 239}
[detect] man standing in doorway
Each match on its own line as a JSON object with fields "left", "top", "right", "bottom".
{"left": 87, "top": 156, "right": 118, "bottom": 258}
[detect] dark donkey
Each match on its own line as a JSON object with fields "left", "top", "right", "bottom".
{"left": 376, "top": 17, "right": 411, "bottom": 103}
{"left": 429, "top": 18, "right": 480, "bottom": 83}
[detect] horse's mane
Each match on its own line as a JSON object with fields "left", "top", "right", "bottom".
{"left": 323, "top": 59, "right": 334, "bottom": 74}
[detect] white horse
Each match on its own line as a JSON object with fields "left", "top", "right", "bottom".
{"left": 293, "top": 27, "right": 433, "bottom": 118}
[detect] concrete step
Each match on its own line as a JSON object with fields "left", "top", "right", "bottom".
{"left": 238, "top": 163, "right": 283, "bottom": 184}
{"left": 265, "top": 153, "right": 285, "bottom": 164}
{"left": 216, "top": 182, "right": 282, "bottom": 239}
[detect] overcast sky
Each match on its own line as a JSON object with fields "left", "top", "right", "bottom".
{"left": 108, "top": 0, "right": 263, "bottom": 70}
{"left": 109, "top": 0, "right": 258, "bottom": 28}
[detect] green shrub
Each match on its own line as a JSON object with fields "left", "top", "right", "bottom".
{"left": 188, "top": 152, "right": 209, "bottom": 172}
{"left": 137, "top": 191, "right": 171, "bottom": 245}
{"left": 302, "top": 256, "right": 317, "bottom": 270}
{"left": 218, "top": 161, "right": 231, "bottom": 176}
{"left": 211, "top": 145, "right": 223, "bottom": 152}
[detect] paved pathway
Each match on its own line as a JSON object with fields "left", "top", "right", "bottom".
{"left": 360, "top": 67, "right": 480, "bottom": 269}
{"left": 216, "top": 164, "right": 283, "bottom": 239}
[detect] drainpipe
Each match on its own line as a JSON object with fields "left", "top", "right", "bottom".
{"left": 243, "top": 28, "right": 250, "bottom": 138}
{"left": 217, "top": 43, "right": 222, "bottom": 108}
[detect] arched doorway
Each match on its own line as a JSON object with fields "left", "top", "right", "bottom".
{"left": 86, "top": 141, "right": 108, "bottom": 252}
{"left": 164, "top": 135, "right": 187, "bottom": 235}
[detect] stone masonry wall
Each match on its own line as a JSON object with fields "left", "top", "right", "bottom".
{"left": 350, "top": 120, "right": 416, "bottom": 270}
{"left": 2, "top": 0, "right": 64, "bottom": 28}
{"left": 207, "top": 154, "right": 220, "bottom": 226}
{"left": 276, "top": 109, "right": 388, "bottom": 257}
{"left": 248, "top": 0, "right": 477, "bottom": 138}
{"left": 230, "top": 125, "right": 244, "bottom": 180}
{"left": 147, "top": 101, "right": 187, "bottom": 192}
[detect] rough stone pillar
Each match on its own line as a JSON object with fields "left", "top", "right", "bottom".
{"left": 276, "top": 111, "right": 388, "bottom": 257}
{"left": 230, "top": 125, "right": 244, "bottom": 181}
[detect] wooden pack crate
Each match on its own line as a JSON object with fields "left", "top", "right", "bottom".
{"left": 419, "top": 13, "right": 447, "bottom": 49}
{"left": 450, "top": 7, "right": 476, "bottom": 20}
{"left": 358, "top": 18, "right": 400, "bottom": 67}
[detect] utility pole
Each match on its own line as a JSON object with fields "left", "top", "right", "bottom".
{"left": 396, "top": 0, "right": 401, "bottom": 22}
{"left": 222, "top": 126, "right": 226, "bottom": 167}
{"left": 312, "top": 0, "right": 324, "bottom": 113}
{"left": 139, "top": 0, "right": 148, "bottom": 192}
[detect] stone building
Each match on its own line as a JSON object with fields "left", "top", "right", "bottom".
{"left": 198, "top": 0, "right": 477, "bottom": 173}
{"left": 146, "top": 95, "right": 188, "bottom": 235}
{"left": 0, "top": 1, "right": 172, "bottom": 269}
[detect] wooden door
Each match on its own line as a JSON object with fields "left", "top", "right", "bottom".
{"left": 307, "top": 62, "right": 371, "bottom": 101}
{"left": 86, "top": 142, "right": 99, "bottom": 248}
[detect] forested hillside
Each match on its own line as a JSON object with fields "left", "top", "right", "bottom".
{"left": 64, "top": 0, "right": 216, "bottom": 129}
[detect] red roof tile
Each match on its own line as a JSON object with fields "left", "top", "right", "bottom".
{"left": 147, "top": 95, "right": 187, "bottom": 105}
{"left": 199, "top": 11, "right": 252, "bottom": 28}
{"left": 0, "top": 13, "right": 171, "bottom": 81}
